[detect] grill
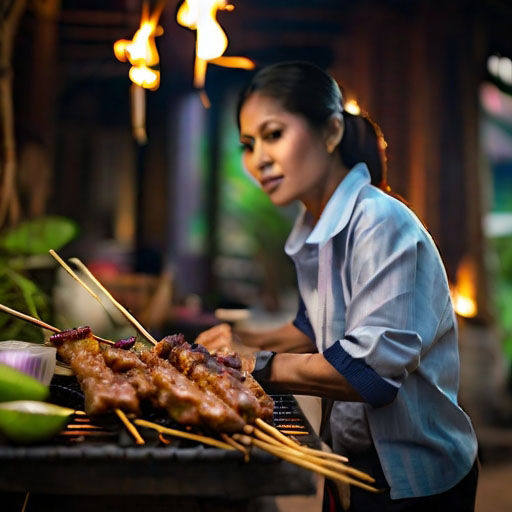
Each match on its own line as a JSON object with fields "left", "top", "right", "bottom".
{"left": 0, "top": 376, "right": 320, "bottom": 502}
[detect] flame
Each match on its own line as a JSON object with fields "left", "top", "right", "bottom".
{"left": 177, "top": 0, "right": 254, "bottom": 96}
{"left": 450, "top": 257, "right": 478, "bottom": 318}
{"left": 114, "top": 1, "right": 164, "bottom": 90}
{"left": 177, "top": 0, "right": 229, "bottom": 60}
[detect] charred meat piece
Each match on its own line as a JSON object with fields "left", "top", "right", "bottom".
{"left": 213, "top": 351, "right": 274, "bottom": 420}
{"left": 50, "top": 326, "right": 100, "bottom": 363}
{"left": 162, "top": 335, "right": 263, "bottom": 423}
{"left": 50, "top": 327, "right": 140, "bottom": 416}
{"left": 103, "top": 346, "right": 145, "bottom": 372}
{"left": 141, "top": 350, "right": 245, "bottom": 432}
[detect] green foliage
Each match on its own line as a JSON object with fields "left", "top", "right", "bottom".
{"left": 490, "top": 235, "right": 512, "bottom": 361}
{"left": 0, "top": 216, "right": 79, "bottom": 341}
{"left": 0, "top": 215, "right": 78, "bottom": 255}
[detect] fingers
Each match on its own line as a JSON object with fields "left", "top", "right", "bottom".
{"left": 195, "top": 323, "right": 234, "bottom": 351}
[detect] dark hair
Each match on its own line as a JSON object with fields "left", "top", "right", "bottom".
{"left": 237, "top": 61, "right": 388, "bottom": 189}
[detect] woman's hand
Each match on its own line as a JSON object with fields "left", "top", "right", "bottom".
{"left": 194, "top": 323, "right": 235, "bottom": 352}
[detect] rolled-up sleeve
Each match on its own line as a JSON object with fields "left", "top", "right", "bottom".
{"left": 323, "top": 201, "right": 424, "bottom": 407}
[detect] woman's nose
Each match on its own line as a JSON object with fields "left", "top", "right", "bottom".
{"left": 254, "top": 140, "right": 271, "bottom": 173}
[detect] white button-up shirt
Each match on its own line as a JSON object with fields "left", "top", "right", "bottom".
{"left": 285, "top": 163, "right": 478, "bottom": 499}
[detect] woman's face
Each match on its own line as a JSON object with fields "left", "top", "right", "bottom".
{"left": 239, "top": 92, "right": 334, "bottom": 209}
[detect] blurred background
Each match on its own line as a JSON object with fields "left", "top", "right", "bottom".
{"left": 1, "top": 0, "right": 512, "bottom": 509}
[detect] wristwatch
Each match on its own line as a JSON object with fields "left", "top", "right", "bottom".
{"left": 251, "top": 351, "right": 277, "bottom": 391}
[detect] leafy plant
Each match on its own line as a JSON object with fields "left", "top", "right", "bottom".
{"left": 0, "top": 215, "right": 79, "bottom": 341}
{"left": 490, "top": 235, "right": 512, "bottom": 362}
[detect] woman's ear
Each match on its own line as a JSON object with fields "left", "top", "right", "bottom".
{"left": 325, "top": 115, "right": 344, "bottom": 154}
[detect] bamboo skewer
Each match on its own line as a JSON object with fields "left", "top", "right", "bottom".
{"left": 0, "top": 303, "right": 114, "bottom": 345}
{"left": 115, "top": 408, "right": 145, "bottom": 445}
{"left": 246, "top": 425, "right": 374, "bottom": 483}
{"left": 0, "top": 303, "right": 60, "bottom": 333}
{"left": 158, "top": 433, "right": 172, "bottom": 445}
{"left": 21, "top": 492, "right": 30, "bottom": 512}
{"left": 221, "top": 433, "right": 250, "bottom": 461}
{"left": 233, "top": 434, "right": 379, "bottom": 493}
{"left": 245, "top": 423, "right": 349, "bottom": 464}
{"left": 254, "top": 418, "right": 303, "bottom": 449}
{"left": 49, "top": 250, "right": 102, "bottom": 302}
{"left": 134, "top": 419, "right": 235, "bottom": 451}
{"left": 49, "top": 249, "right": 139, "bottom": 340}
{"left": 67, "top": 255, "right": 159, "bottom": 346}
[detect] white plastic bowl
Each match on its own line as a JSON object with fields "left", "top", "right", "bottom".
{"left": 0, "top": 341, "right": 56, "bottom": 385}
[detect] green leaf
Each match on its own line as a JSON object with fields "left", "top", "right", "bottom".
{"left": 0, "top": 216, "right": 79, "bottom": 255}
{"left": 4, "top": 268, "right": 43, "bottom": 319}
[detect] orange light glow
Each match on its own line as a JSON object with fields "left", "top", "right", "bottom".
{"left": 176, "top": 0, "right": 254, "bottom": 96}
{"left": 344, "top": 99, "right": 361, "bottom": 115}
{"left": 114, "top": 1, "right": 164, "bottom": 90}
{"left": 450, "top": 257, "right": 478, "bottom": 318}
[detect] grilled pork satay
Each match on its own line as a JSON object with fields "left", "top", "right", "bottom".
{"left": 50, "top": 328, "right": 140, "bottom": 416}
{"left": 215, "top": 352, "right": 274, "bottom": 421}
{"left": 141, "top": 351, "right": 245, "bottom": 432}
{"left": 159, "top": 334, "right": 262, "bottom": 423}
{"left": 103, "top": 348, "right": 158, "bottom": 400}
{"left": 103, "top": 347, "right": 245, "bottom": 433}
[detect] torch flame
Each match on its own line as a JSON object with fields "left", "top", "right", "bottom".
{"left": 450, "top": 257, "right": 478, "bottom": 318}
{"left": 114, "top": 1, "right": 164, "bottom": 90}
{"left": 177, "top": 0, "right": 229, "bottom": 60}
{"left": 176, "top": 0, "right": 254, "bottom": 96}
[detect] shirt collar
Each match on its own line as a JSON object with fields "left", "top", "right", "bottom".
{"left": 285, "top": 163, "right": 371, "bottom": 255}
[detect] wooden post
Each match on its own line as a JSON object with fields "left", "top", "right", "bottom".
{"left": 0, "top": 0, "right": 27, "bottom": 227}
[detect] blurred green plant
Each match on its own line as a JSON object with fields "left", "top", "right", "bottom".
{"left": 490, "top": 235, "right": 512, "bottom": 362}
{"left": 0, "top": 215, "right": 79, "bottom": 341}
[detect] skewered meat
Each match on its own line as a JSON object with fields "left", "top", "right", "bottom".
{"left": 160, "top": 334, "right": 263, "bottom": 423}
{"left": 50, "top": 327, "right": 271, "bottom": 432}
{"left": 214, "top": 352, "right": 274, "bottom": 421}
{"left": 140, "top": 350, "right": 245, "bottom": 432}
{"left": 50, "top": 328, "right": 140, "bottom": 416}
{"left": 101, "top": 348, "right": 159, "bottom": 400}
{"left": 53, "top": 332, "right": 245, "bottom": 432}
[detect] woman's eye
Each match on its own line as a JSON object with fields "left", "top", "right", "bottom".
{"left": 240, "top": 142, "right": 253, "bottom": 152}
{"left": 265, "top": 130, "right": 282, "bottom": 141}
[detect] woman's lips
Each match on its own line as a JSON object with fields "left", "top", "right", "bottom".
{"left": 260, "top": 176, "right": 284, "bottom": 194}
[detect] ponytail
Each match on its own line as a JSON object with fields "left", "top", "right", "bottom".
{"left": 339, "top": 112, "right": 387, "bottom": 189}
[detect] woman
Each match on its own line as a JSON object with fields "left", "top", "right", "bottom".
{"left": 201, "top": 61, "right": 478, "bottom": 511}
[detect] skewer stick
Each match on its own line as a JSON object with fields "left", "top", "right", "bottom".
{"left": 251, "top": 437, "right": 379, "bottom": 493}
{"left": 247, "top": 424, "right": 349, "bottom": 464}
{"left": 233, "top": 434, "right": 379, "bottom": 493}
{"left": 249, "top": 426, "right": 374, "bottom": 483}
{"left": 115, "top": 408, "right": 145, "bottom": 445}
{"left": 49, "top": 250, "right": 102, "bottom": 301}
{"left": 67, "top": 255, "right": 159, "bottom": 346}
{"left": 0, "top": 303, "right": 60, "bottom": 333}
{"left": 255, "top": 418, "right": 305, "bottom": 449}
{"left": 134, "top": 419, "right": 235, "bottom": 451}
{"left": 49, "top": 249, "right": 129, "bottom": 334}
{"left": 21, "top": 492, "right": 30, "bottom": 512}
{"left": 159, "top": 433, "right": 172, "bottom": 445}
{"left": 221, "top": 433, "right": 250, "bottom": 461}
{"left": 0, "top": 303, "right": 115, "bottom": 345}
